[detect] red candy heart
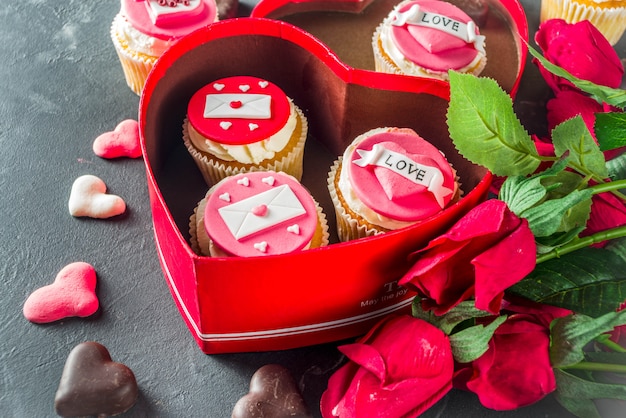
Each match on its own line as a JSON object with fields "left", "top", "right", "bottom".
{"left": 23, "top": 262, "right": 99, "bottom": 324}
{"left": 232, "top": 364, "right": 311, "bottom": 418}
{"left": 55, "top": 342, "right": 138, "bottom": 417}
{"left": 230, "top": 100, "right": 243, "bottom": 108}
{"left": 92, "top": 119, "right": 142, "bottom": 159}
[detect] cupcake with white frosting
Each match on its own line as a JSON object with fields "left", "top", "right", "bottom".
{"left": 110, "top": 0, "right": 220, "bottom": 95}
{"left": 190, "top": 171, "right": 329, "bottom": 257}
{"left": 327, "top": 127, "right": 460, "bottom": 242}
{"left": 183, "top": 76, "right": 308, "bottom": 186}
{"left": 372, "top": 0, "right": 487, "bottom": 80}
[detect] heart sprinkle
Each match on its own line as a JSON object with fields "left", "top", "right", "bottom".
{"left": 249, "top": 123, "right": 259, "bottom": 131}
{"left": 239, "top": 84, "right": 250, "bottom": 92}
{"left": 68, "top": 175, "right": 126, "bottom": 219}
{"left": 23, "top": 262, "right": 99, "bottom": 324}
{"left": 237, "top": 177, "right": 250, "bottom": 187}
{"left": 54, "top": 342, "right": 138, "bottom": 417}
{"left": 287, "top": 224, "right": 300, "bottom": 235}
{"left": 252, "top": 204, "right": 268, "bottom": 217}
{"left": 220, "top": 121, "right": 232, "bottom": 130}
{"left": 253, "top": 242, "right": 268, "bottom": 253}
{"left": 258, "top": 80, "right": 269, "bottom": 88}
{"left": 92, "top": 119, "right": 141, "bottom": 159}
{"left": 230, "top": 100, "right": 243, "bottom": 109}
{"left": 261, "top": 176, "right": 275, "bottom": 186}
{"left": 219, "top": 193, "right": 231, "bottom": 202}
{"left": 213, "top": 83, "right": 225, "bottom": 91}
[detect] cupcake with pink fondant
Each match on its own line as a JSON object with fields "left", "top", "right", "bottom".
{"left": 372, "top": 0, "right": 487, "bottom": 80}
{"left": 111, "top": 0, "right": 222, "bottom": 95}
{"left": 327, "top": 127, "right": 460, "bottom": 242}
{"left": 190, "top": 171, "right": 329, "bottom": 257}
{"left": 183, "top": 76, "right": 308, "bottom": 186}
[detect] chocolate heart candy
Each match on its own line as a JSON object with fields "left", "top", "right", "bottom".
{"left": 55, "top": 342, "right": 138, "bottom": 417}
{"left": 232, "top": 364, "right": 311, "bottom": 418}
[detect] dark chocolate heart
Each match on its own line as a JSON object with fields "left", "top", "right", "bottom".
{"left": 54, "top": 341, "right": 138, "bottom": 417}
{"left": 232, "top": 364, "right": 311, "bottom": 418}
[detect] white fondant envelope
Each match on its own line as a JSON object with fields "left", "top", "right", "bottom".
{"left": 218, "top": 184, "right": 306, "bottom": 240}
{"left": 203, "top": 93, "right": 272, "bottom": 119}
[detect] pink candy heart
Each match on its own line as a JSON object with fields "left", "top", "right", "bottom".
{"left": 68, "top": 174, "right": 126, "bottom": 219}
{"left": 23, "top": 262, "right": 99, "bottom": 323}
{"left": 92, "top": 119, "right": 142, "bottom": 159}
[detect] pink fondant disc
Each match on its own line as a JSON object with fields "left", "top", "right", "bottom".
{"left": 347, "top": 129, "right": 456, "bottom": 222}
{"left": 390, "top": 0, "right": 480, "bottom": 71}
{"left": 205, "top": 172, "right": 318, "bottom": 257}
{"left": 122, "top": 0, "right": 216, "bottom": 40}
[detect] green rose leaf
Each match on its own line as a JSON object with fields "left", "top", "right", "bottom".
{"left": 498, "top": 158, "right": 568, "bottom": 215}
{"left": 447, "top": 71, "right": 540, "bottom": 176}
{"left": 449, "top": 315, "right": 507, "bottom": 364}
{"left": 411, "top": 299, "right": 492, "bottom": 335}
{"left": 606, "top": 151, "right": 626, "bottom": 182}
{"left": 552, "top": 115, "right": 609, "bottom": 179}
{"left": 528, "top": 45, "right": 626, "bottom": 109}
{"left": 606, "top": 236, "right": 626, "bottom": 263}
{"left": 550, "top": 310, "right": 626, "bottom": 367}
{"left": 508, "top": 248, "right": 626, "bottom": 318}
{"left": 520, "top": 187, "right": 593, "bottom": 238}
{"left": 554, "top": 368, "right": 626, "bottom": 418}
{"left": 595, "top": 112, "right": 626, "bottom": 152}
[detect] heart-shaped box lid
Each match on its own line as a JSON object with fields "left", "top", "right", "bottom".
{"left": 252, "top": 0, "right": 528, "bottom": 95}
{"left": 138, "top": 14, "right": 522, "bottom": 353}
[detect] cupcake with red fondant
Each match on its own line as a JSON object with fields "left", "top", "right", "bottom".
{"left": 327, "top": 127, "right": 460, "bottom": 242}
{"left": 111, "top": 0, "right": 224, "bottom": 95}
{"left": 183, "top": 76, "right": 308, "bottom": 185}
{"left": 190, "top": 171, "right": 329, "bottom": 257}
{"left": 372, "top": 0, "right": 487, "bottom": 80}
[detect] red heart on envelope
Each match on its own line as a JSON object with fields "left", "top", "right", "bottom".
{"left": 138, "top": 10, "right": 526, "bottom": 353}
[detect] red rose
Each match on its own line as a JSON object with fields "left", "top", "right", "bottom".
{"left": 582, "top": 192, "right": 626, "bottom": 247}
{"left": 534, "top": 19, "right": 624, "bottom": 93}
{"left": 455, "top": 299, "right": 571, "bottom": 410}
{"left": 399, "top": 199, "right": 536, "bottom": 315}
{"left": 320, "top": 315, "right": 453, "bottom": 418}
{"left": 545, "top": 90, "right": 625, "bottom": 161}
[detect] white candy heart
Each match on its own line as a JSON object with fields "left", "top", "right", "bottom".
{"left": 213, "top": 83, "right": 225, "bottom": 91}
{"left": 68, "top": 175, "right": 126, "bottom": 219}
{"left": 239, "top": 84, "right": 250, "bottom": 92}
{"left": 249, "top": 123, "right": 259, "bottom": 131}
{"left": 237, "top": 177, "right": 250, "bottom": 186}
{"left": 258, "top": 81, "right": 269, "bottom": 88}
{"left": 254, "top": 241, "right": 268, "bottom": 253}
{"left": 220, "top": 121, "right": 232, "bottom": 130}
{"left": 219, "top": 193, "right": 231, "bottom": 202}
{"left": 261, "top": 176, "right": 275, "bottom": 186}
{"left": 287, "top": 224, "right": 300, "bottom": 235}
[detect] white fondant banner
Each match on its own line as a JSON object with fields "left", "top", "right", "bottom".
{"left": 392, "top": 4, "right": 486, "bottom": 53}
{"left": 203, "top": 93, "right": 272, "bottom": 119}
{"left": 352, "top": 144, "right": 452, "bottom": 208}
{"left": 218, "top": 184, "right": 305, "bottom": 239}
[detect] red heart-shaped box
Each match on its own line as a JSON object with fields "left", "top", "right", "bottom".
{"left": 139, "top": 1, "right": 527, "bottom": 354}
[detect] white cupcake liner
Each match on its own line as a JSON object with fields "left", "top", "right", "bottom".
{"left": 110, "top": 15, "right": 158, "bottom": 96}
{"left": 327, "top": 158, "right": 386, "bottom": 242}
{"left": 182, "top": 106, "right": 308, "bottom": 186}
{"left": 540, "top": 0, "right": 626, "bottom": 45}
